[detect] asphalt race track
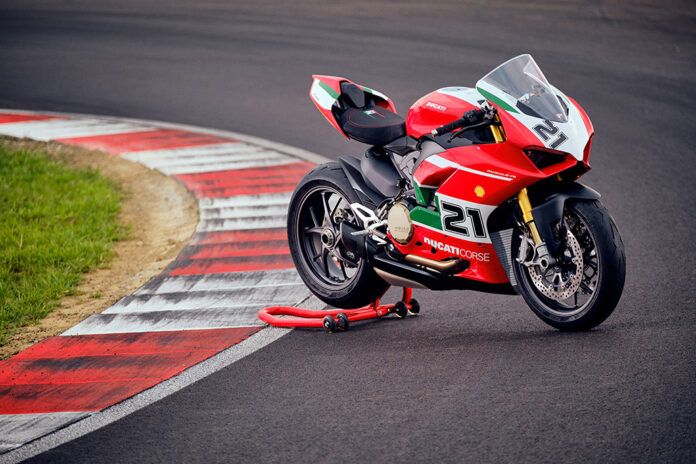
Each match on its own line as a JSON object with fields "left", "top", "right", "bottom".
{"left": 1, "top": 1, "right": 695, "bottom": 462}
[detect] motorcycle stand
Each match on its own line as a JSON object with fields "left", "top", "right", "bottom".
{"left": 257, "top": 287, "right": 419, "bottom": 333}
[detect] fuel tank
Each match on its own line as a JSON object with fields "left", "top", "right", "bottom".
{"left": 406, "top": 87, "right": 484, "bottom": 138}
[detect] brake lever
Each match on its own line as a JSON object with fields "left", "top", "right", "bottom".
{"left": 446, "top": 118, "right": 496, "bottom": 143}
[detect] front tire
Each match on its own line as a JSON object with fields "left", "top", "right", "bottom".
{"left": 513, "top": 199, "right": 626, "bottom": 331}
{"left": 287, "top": 162, "right": 389, "bottom": 308}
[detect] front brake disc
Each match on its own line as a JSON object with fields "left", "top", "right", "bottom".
{"left": 528, "top": 229, "right": 583, "bottom": 300}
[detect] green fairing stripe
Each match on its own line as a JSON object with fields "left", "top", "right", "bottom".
{"left": 362, "top": 87, "right": 373, "bottom": 94}
{"left": 318, "top": 81, "right": 339, "bottom": 99}
{"left": 410, "top": 206, "right": 441, "bottom": 230}
{"left": 476, "top": 87, "right": 518, "bottom": 114}
{"left": 414, "top": 182, "right": 428, "bottom": 205}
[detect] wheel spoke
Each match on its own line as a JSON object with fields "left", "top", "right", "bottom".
{"left": 309, "top": 206, "right": 321, "bottom": 228}
{"left": 306, "top": 226, "right": 323, "bottom": 235}
{"left": 321, "top": 247, "right": 330, "bottom": 278}
{"left": 580, "top": 282, "right": 594, "bottom": 294}
{"left": 321, "top": 192, "right": 334, "bottom": 226}
{"left": 339, "top": 260, "right": 348, "bottom": 279}
{"left": 330, "top": 196, "right": 341, "bottom": 221}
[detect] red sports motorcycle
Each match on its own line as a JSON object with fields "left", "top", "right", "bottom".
{"left": 288, "top": 54, "right": 625, "bottom": 330}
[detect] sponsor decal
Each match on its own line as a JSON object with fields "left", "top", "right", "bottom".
{"left": 425, "top": 101, "right": 447, "bottom": 111}
{"left": 423, "top": 236, "right": 491, "bottom": 262}
{"left": 486, "top": 169, "right": 516, "bottom": 179}
{"left": 363, "top": 109, "right": 384, "bottom": 119}
{"left": 475, "top": 186, "right": 485, "bottom": 197}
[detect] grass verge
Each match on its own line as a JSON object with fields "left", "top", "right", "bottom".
{"left": 0, "top": 142, "right": 126, "bottom": 344}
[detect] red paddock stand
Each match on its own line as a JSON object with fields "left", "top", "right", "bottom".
{"left": 258, "top": 288, "right": 420, "bottom": 333}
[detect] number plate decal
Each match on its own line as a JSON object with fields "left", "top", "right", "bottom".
{"left": 437, "top": 193, "right": 497, "bottom": 244}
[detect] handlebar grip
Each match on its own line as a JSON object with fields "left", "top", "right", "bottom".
{"left": 431, "top": 108, "right": 485, "bottom": 136}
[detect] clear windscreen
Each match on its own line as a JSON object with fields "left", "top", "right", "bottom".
{"left": 479, "top": 54, "right": 568, "bottom": 123}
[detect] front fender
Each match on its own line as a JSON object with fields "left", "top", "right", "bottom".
{"left": 531, "top": 182, "right": 600, "bottom": 255}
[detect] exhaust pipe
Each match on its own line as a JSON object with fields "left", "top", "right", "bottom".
{"left": 404, "top": 254, "right": 468, "bottom": 274}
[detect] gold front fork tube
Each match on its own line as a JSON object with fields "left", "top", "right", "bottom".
{"left": 517, "top": 188, "right": 542, "bottom": 244}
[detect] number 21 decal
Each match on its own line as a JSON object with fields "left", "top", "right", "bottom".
{"left": 441, "top": 202, "right": 486, "bottom": 238}
{"left": 533, "top": 119, "right": 567, "bottom": 149}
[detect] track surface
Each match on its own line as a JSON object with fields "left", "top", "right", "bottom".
{"left": 2, "top": 1, "right": 695, "bottom": 462}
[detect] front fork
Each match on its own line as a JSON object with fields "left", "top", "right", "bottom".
{"left": 517, "top": 187, "right": 553, "bottom": 269}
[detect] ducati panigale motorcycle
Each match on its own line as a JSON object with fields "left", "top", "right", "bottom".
{"left": 288, "top": 54, "right": 625, "bottom": 330}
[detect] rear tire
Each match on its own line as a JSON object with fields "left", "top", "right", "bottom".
{"left": 513, "top": 200, "right": 625, "bottom": 331}
{"left": 287, "top": 162, "right": 389, "bottom": 308}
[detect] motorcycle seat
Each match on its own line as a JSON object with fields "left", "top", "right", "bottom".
{"left": 334, "top": 82, "right": 406, "bottom": 146}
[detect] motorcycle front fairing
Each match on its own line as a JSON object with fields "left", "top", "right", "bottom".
{"left": 398, "top": 55, "right": 596, "bottom": 286}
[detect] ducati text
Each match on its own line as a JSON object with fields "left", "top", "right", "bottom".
{"left": 423, "top": 237, "right": 491, "bottom": 262}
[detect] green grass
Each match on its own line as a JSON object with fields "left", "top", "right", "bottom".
{"left": 0, "top": 143, "right": 126, "bottom": 344}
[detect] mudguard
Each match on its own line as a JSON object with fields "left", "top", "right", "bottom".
{"left": 338, "top": 156, "right": 386, "bottom": 208}
{"left": 489, "top": 182, "right": 600, "bottom": 292}
{"left": 531, "top": 182, "right": 601, "bottom": 255}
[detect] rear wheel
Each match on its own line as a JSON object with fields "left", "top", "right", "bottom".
{"left": 512, "top": 200, "right": 625, "bottom": 330}
{"left": 287, "top": 162, "right": 389, "bottom": 308}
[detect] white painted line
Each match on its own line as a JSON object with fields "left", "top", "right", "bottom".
{"left": 198, "top": 193, "right": 291, "bottom": 209}
{"left": 103, "top": 285, "right": 310, "bottom": 313}
{"left": 156, "top": 154, "right": 297, "bottom": 175}
{"left": 196, "top": 216, "right": 287, "bottom": 232}
{"left": 120, "top": 142, "right": 253, "bottom": 162}
{"left": 0, "top": 412, "right": 91, "bottom": 454}
{"left": 199, "top": 204, "right": 290, "bottom": 220}
{"left": 62, "top": 308, "right": 267, "bottom": 335}
{"left": 0, "top": 119, "right": 152, "bottom": 141}
{"left": 122, "top": 148, "right": 277, "bottom": 170}
{"left": 133, "top": 269, "right": 303, "bottom": 295}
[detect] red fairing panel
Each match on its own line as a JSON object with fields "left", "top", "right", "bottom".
{"left": 394, "top": 226, "right": 509, "bottom": 283}
{"left": 406, "top": 90, "right": 479, "bottom": 138}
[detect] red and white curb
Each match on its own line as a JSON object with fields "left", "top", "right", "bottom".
{"left": 0, "top": 110, "right": 324, "bottom": 456}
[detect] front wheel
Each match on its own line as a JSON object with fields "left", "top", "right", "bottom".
{"left": 513, "top": 200, "right": 626, "bottom": 331}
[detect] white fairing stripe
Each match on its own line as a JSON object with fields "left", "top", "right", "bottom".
{"left": 426, "top": 155, "right": 513, "bottom": 181}
{"left": 310, "top": 79, "right": 337, "bottom": 110}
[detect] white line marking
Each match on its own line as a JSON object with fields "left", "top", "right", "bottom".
{"left": 122, "top": 148, "right": 280, "bottom": 170}
{"left": 133, "top": 269, "right": 303, "bottom": 295}
{"left": 126, "top": 150, "right": 269, "bottom": 167}
{"left": 198, "top": 193, "right": 292, "bottom": 209}
{"left": 196, "top": 216, "right": 287, "bottom": 231}
{"left": 0, "top": 119, "right": 152, "bottom": 141}
{"left": 199, "top": 204, "right": 290, "bottom": 220}
{"left": 0, "top": 412, "right": 91, "bottom": 454}
{"left": 157, "top": 155, "right": 297, "bottom": 175}
{"left": 102, "top": 286, "right": 310, "bottom": 313}
{"left": 120, "top": 142, "right": 253, "bottom": 161}
{"left": 62, "top": 308, "right": 267, "bottom": 335}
